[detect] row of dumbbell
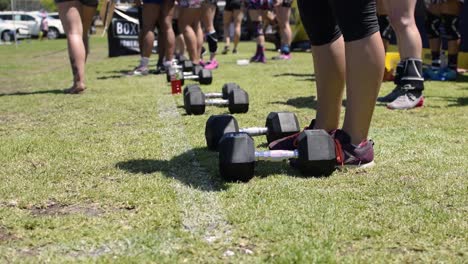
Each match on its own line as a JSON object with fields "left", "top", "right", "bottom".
{"left": 204, "top": 112, "right": 336, "bottom": 182}
{"left": 180, "top": 84, "right": 338, "bottom": 181}
{"left": 167, "top": 58, "right": 213, "bottom": 85}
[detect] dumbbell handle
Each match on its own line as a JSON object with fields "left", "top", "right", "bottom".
{"left": 205, "top": 92, "right": 223, "bottom": 98}
{"left": 239, "top": 127, "right": 268, "bottom": 136}
{"left": 205, "top": 98, "right": 229, "bottom": 105}
{"left": 255, "top": 150, "right": 299, "bottom": 162}
{"left": 184, "top": 74, "right": 201, "bottom": 80}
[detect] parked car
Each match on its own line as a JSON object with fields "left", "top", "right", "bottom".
{"left": 0, "top": 11, "right": 65, "bottom": 39}
{"left": 0, "top": 18, "right": 30, "bottom": 42}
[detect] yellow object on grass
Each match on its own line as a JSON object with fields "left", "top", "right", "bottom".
{"left": 385, "top": 52, "right": 401, "bottom": 72}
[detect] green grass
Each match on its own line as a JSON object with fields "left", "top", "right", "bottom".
{"left": 0, "top": 37, "right": 467, "bottom": 263}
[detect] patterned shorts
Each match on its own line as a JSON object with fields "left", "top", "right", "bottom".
{"left": 246, "top": 0, "right": 274, "bottom": 10}
{"left": 178, "top": 0, "right": 203, "bottom": 8}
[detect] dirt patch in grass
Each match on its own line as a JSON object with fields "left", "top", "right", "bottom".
{"left": 0, "top": 226, "right": 19, "bottom": 242}
{"left": 30, "top": 201, "right": 104, "bottom": 217}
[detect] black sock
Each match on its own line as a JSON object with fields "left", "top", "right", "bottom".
{"left": 448, "top": 54, "right": 458, "bottom": 71}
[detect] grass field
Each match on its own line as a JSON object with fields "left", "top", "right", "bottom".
{"left": 0, "top": 37, "right": 467, "bottom": 263}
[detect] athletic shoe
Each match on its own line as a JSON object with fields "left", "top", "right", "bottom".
{"left": 386, "top": 91, "right": 424, "bottom": 110}
{"left": 222, "top": 46, "right": 230, "bottom": 55}
{"left": 333, "top": 129, "right": 375, "bottom": 169}
{"left": 204, "top": 59, "right": 219, "bottom": 70}
{"left": 272, "top": 54, "right": 291, "bottom": 60}
{"left": 251, "top": 53, "right": 266, "bottom": 63}
{"left": 126, "top": 65, "right": 149, "bottom": 76}
{"left": 154, "top": 64, "right": 166, "bottom": 75}
{"left": 232, "top": 48, "right": 238, "bottom": 54}
{"left": 268, "top": 120, "right": 316, "bottom": 150}
{"left": 376, "top": 86, "right": 404, "bottom": 103}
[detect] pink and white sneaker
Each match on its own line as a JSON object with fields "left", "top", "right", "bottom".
{"left": 204, "top": 59, "right": 219, "bottom": 70}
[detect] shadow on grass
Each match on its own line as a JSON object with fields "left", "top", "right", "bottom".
{"left": 456, "top": 74, "right": 468, "bottom": 83}
{"left": 116, "top": 147, "right": 307, "bottom": 190}
{"left": 425, "top": 95, "right": 468, "bottom": 107}
{"left": 273, "top": 73, "right": 316, "bottom": 82}
{"left": 271, "top": 96, "right": 347, "bottom": 110}
{"left": 0, "top": 89, "right": 64, "bottom": 97}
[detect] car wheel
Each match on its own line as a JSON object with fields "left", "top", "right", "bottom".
{"left": 48, "top": 27, "right": 59, "bottom": 40}
{"left": 1, "top": 31, "right": 12, "bottom": 42}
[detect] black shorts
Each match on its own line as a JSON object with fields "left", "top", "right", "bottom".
{"left": 297, "top": 0, "right": 379, "bottom": 46}
{"left": 225, "top": 0, "right": 242, "bottom": 11}
{"left": 55, "top": 0, "right": 98, "bottom": 7}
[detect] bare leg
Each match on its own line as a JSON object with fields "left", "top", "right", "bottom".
{"left": 232, "top": 9, "right": 243, "bottom": 50}
{"left": 311, "top": 37, "right": 346, "bottom": 132}
{"left": 441, "top": 0, "right": 462, "bottom": 69}
{"left": 386, "top": 0, "right": 422, "bottom": 59}
{"left": 141, "top": 4, "right": 160, "bottom": 58}
{"left": 223, "top": 10, "right": 233, "bottom": 48}
{"left": 275, "top": 5, "right": 292, "bottom": 48}
{"left": 58, "top": 1, "right": 96, "bottom": 91}
{"left": 343, "top": 33, "right": 385, "bottom": 144}
{"left": 201, "top": 2, "right": 217, "bottom": 61}
{"left": 178, "top": 8, "right": 202, "bottom": 64}
{"left": 161, "top": 0, "right": 175, "bottom": 62}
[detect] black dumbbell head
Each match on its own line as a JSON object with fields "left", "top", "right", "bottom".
{"left": 205, "top": 115, "right": 240, "bottom": 151}
{"left": 221, "top": 83, "right": 240, "bottom": 99}
{"left": 265, "top": 112, "right": 301, "bottom": 143}
{"left": 183, "top": 84, "right": 201, "bottom": 97}
{"left": 183, "top": 60, "right": 194, "bottom": 72}
{"left": 185, "top": 89, "right": 206, "bottom": 115}
{"left": 218, "top": 132, "right": 255, "bottom": 182}
{"left": 228, "top": 89, "right": 249, "bottom": 114}
{"left": 295, "top": 130, "right": 336, "bottom": 176}
{"left": 198, "top": 69, "right": 213, "bottom": 85}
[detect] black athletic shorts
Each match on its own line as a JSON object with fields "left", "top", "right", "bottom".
{"left": 297, "top": 0, "right": 379, "bottom": 46}
{"left": 225, "top": 0, "right": 242, "bottom": 11}
{"left": 55, "top": 0, "right": 98, "bottom": 7}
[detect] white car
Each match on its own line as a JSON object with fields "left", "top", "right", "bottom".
{"left": 0, "top": 11, "right": 65, "bottom": 39}
{"left": 0, "top": 18, "right": 30, "bottom": 42}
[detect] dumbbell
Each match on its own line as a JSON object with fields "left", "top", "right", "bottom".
{"left": 167, "top": 64, "right": 213, "bottom": 85}
{"left": 166, "top": 60, "right": 194, "bottom": 82}
{"left": 184, "top": 85, "right": 249, "bottom": 115}
{"left": 218, "top": 130, "right": 336, "bottom": 182}
{"left": 205, "top": 112, "right": 300, "bottom": 151}
{"left": 183, "top": 83, "right": 240, "bottom": 100}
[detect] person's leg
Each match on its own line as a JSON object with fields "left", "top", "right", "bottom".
{"left": 223, "top": 10, "right": 233, "bottom": 53}
{"left": 329, "top": 0, "right": 384, "bottom": 144}
{"left": 178, "top": 7, "right": 202, "bottom": 65}
{"left": 385, "top": 0, "right": 424, "bottom": 110}
{"left": 161, "top": 0, "right": 175, "bottom": 63}
{"left": 128, "top": 3, "right": 160, "bottom": 75}
{"left": 249, "top": 8, "right": 266, "bottom": 62}
{"left": 376, "top": 0, "right": 394, "bottom": 52}
{"left": 58, "top": 1, "right": 87, "bottom": 92}
{"left": 441, "top": 0, "right": 462, "bottom": 71}
{"left": 274, "top": 3, "right": 292, "bottom": 59}
{"left": 156, "top": 24, "right": 166, "bottom": 72}
{"left": 232, "top": 8, "right": 243, "bottom": 52}
{"left": 80, "top": 4, "right": 95, "bottom": 59}
{"left": 426, "top": 3, "right": 443, "bottom": 69}
{"left": 201, "top": 2, "right": 218, "bottom": 63}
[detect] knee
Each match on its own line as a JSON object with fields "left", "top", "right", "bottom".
{"left": 388, "top": 13, "right": 415, "bottom": 32}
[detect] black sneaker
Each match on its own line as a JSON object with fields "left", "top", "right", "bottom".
{"left": 377, "top": 86, "right": 404, "bottom": 103}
